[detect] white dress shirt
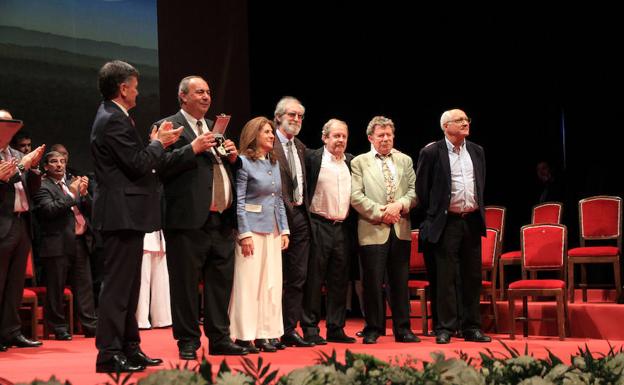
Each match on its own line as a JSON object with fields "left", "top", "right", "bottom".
{"left": 276, "top": 129, "right": 304, "bottom": 206}
{"left": 445, "top": 137, "right": 477, "bottom": 213}
{"left": 310, "top": 147, "right": 351, "bottom": 221}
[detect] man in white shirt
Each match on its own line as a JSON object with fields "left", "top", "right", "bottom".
{"left": 301, "top": 119, "right": 356, "bottom": 345}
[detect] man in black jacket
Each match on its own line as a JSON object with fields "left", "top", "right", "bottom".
{"left": 33, "top": 151, "right": 97, "bottom": 341}
{"left": 301, "top": 119, "right": 356, "bottom": 345}
{"left": 90, "top": 60, "right": 181, "bottom": 372}
{"left": 156, "top": 75, "right": 246, "bottom": 359}
{"left": 415, "top": 108, "right": 490, "bottom": 344}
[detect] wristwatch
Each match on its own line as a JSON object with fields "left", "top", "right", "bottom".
{"left": 17, "top": 164, "right": 26, "bottom": 173}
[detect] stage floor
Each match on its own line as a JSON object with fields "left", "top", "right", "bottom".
{"left": 1, "top": 319, "right": 623, "bottom": 385}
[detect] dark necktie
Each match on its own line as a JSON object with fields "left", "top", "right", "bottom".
{"left": 199, "top": 120, "right": 227, "bottom": 212}
{"left": 196, "top": 120, "right": 204, "bottom": 135}
{"left": 286, "top": 140, "right": 301, "bottom": 203}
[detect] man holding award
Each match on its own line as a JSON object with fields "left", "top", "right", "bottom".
{"left": 155, "top": 76, "right": 247, "bottom": 358}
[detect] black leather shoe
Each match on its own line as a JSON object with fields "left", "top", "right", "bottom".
{"left": 209, "top": 341, "right": 249, "bottom": 356}
{"left": 304, "top": 334, "right": 327, "bottom": 345}
{"left": 436, "top": 332, "right": 451, "bottom": 344}
{"left": 269, "top": 338, "right": 286, "bottom": 350}
{"left": 128, "top": 350, "right": 163, "bottom": 366}
{"left": 96, "top": 354, "right": 145, "bottom": 373}
{"left": 55, "top": 331, "right": 72, "bottom": 341}
{"left": 355, "top": 329, "right": 364, "bottom": 337}
{"left": 235, "top": 340, "right": 259, "bottom": 354}
{"left": 362, "top": 333, "right": 379, "bottom": 344}
{"left": 281, "top": 332, "right": 315, "bottom": 347}
{"left": 179, "top": 343, "right": 198, "bottom": 360}
{"left": 463, "top": 330, "right": 492, "bottom": 343}
{"left": 8, "top": 334, "right": 42, "bottom": 348}
{"left": 395, "top": 332, "right": 420, "bottom": 343}
{"left": 326, "top": 329, "right": 356, "bottom": 343}
{"left": 254, "top": 339, "right": 277, "bottom": 352}
{"left": 0, "top": 343, "right": 7, "bottom": 352}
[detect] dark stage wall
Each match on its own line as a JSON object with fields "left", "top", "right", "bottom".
{"left": 158, "top": 2, "right": 622, "bottom": 251}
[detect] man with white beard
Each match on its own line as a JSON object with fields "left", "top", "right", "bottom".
{"left": 270, "top": 96, "right": 314, "bottom": 348}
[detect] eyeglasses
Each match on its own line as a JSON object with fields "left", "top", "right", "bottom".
{"left": 447, "top": 117, "right": 471, "bottom": 124}
{"left": 284, "top": 112, "right": 305, "bottom": 120}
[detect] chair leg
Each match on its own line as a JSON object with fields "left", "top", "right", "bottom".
{"left": 499, "top": 263, "right": 506, "bottom": 300}
{"left": 564, "top": 292, "right": 570, "bottom": 337}
{"left": 556, "top": 291, "right": 565, "bottom": 340}
{"left": 613, "top": 259, "right": 621, "bottom": 301}
{"left": 419, "top": 289, "right": 428, "bottom": 336}
{"left": 581, "top": 264, "right": 588, "bottom": 302}
{"left": 491, "top": 292, "right": 499, "bottom": 333}
{"left": 568, "top": 260, "right": 575, "bottom": 304}
{"left": 66, "top": 292, "right": 74, "bottom": 337}
{"left": 508, "top": 294, "right": 515, "bottom": 339}
{"left": 522, "top": 296, "right": 529, "bottom": 337}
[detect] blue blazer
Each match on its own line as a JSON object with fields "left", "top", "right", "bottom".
{"left": 236, "top": 155, "right": 289, "bottom": 237}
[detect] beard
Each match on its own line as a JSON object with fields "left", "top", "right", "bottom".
{"left": 280, "top": 119, "right": 301, "bottom": 136}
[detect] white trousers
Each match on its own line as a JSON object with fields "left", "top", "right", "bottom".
{"left": 229, "top": 230, "right": 283, "bottom": 340}
{"left": 136, "top": 248, "right": 172, "bottom": 329}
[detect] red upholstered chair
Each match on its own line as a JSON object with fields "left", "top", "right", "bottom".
{"left": 499, "top": 202, "right": 563, "bottom": 300}
{"left": 485, "top": 206, "right": 506, "bottom": 245}
{"left": 568, "top": 196, "right": 622, "bottom": 303}
{"left": 508, "top": 224, "right": 568, "bottom": 340}
{"left": 408, "top": 230, "right": 430, "bottom": 335}
{"left": 24, "top": 250, "right": 74, "bottom": 338}
{"left": 481, "top": 228, "right": 500, "bottom": 332}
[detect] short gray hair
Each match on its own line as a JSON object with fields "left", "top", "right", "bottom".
{"left": 177, "top": 75, "right": 205, "bottom": 106}
{"left": 366, "top": 116, "right": 395, "bottom": 136}
{"left": 274, "top": 96, "right": 305, "bottom": 123}
{"left": 321, "top": 118, "right": 348, "bottom": 137}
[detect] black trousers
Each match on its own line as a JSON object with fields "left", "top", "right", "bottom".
{"left": 433, "top": 214, "right": 482, "bottom": 334}
{"left": 301, "top": 216, "right": 351, "bottom": 336}
{"left": 95, "top": 230, "right": 144, "bottom": 364}
{"left": 165, "top": 212, "right": 235, "bottom": 348}
{"left": 360, "top": 227, "right": 411, "bottom": 337}
{"left": 44, "top": 236, "right": 97, "bottom": 334}
{"left": 282, "top": 205, "right": 311, "bottom": 334}
{"left": 0, "top": 216, "right": 30, "bottom": 341}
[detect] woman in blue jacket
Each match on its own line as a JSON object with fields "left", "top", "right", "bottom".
{"left": 229, "top": 116, "right": 289, "bottom": 353}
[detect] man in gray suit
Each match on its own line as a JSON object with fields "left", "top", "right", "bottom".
{"left": 350, "top": 116, "right": 419, "bottom": 344}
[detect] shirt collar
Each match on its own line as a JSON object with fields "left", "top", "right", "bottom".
{"left": 444, "top": 137, "right": 466, "bottom": 153}
{"left": 111, "top": 101, "right": 129, "bottom": 116}
{"left": 276, "top": 129, "right": 291, "bottom": 145}
{"left": 180, "top": 109, "right": 206, "bottom": 130}
{"left": 371, "top": 147, "right": 396, "bottom": 158}
{"left": 323, "top": 146, "right": 345, "bottom": 162}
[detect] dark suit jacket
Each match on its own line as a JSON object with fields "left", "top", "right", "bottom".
{"left": 415, "top": 139, "right": 486, "bottom": 244}
{"left": 90, "top": 101, "right": 164, "bottom": 232}
{"left": 0, "top": 147, "right": 41, "bottom": 238}
{"left": 33, "top": 177, "right": 94, "bottom": 258}
{"left": 273, "top": 136, "right": 308, "bottom": 225}
{"left": 156, "top": 110, "right": 237, "bottom": 230}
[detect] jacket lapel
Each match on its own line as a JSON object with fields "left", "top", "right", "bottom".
{"left": 437, "top": 140, "right": 451, "bottom": 189}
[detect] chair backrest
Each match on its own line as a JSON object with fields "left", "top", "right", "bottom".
{"left": 532, "top": 202, "right": 563, "bottom": 224}
{"left": 481, "top": 228, "right": 500, "bottom": 271}
{"left": 485, "top": 205, "right": 506, "bottom": 244}
{"left": 520, "top": 224, "right": 567, "bottom": 277}
{"left": 578, "top": 196, "right": 622, "bottom": 247}
{"left": 409, "top": 230, "right": 426, "bottom": 273}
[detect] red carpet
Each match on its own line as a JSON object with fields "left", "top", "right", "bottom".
{"left": 1, "top": 316, "right": 624, "bottom": 385}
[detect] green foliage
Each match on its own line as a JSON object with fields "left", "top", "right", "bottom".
{"left": 137, "top": 369, "right": 207, "bottom": 385}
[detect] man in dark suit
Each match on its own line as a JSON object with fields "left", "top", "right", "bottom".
{"left": 90, "top": 60, "right": 182, "bottom": 372}
{"left": 33, "top": 151, "right": 97, "bottom": 341}
{"left": 415, "top": 108, "right": 491, "bottom": 344}
{"left": 272, "top": 96, "right": 314, "bottom": 348}
{"left": 301, "top": 119, "right": 356, "bottom": 345}
{"left": 0, "top": 108, "right": 45, "bottom": 352}
{"left": 157, "top": 75, "right": 247, "bottom": 359}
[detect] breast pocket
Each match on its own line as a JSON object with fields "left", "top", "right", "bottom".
{"left": 245, "top": 203, "right": 262, "bottom": 213}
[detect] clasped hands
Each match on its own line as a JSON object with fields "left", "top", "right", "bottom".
{"left": 380, "top": 201, "right": 404, "bottom": 224}
{"left": 69, "top": 176, "right": 89, "bottom": 197}
{"left": 0, "top": 145, "right": 46, "bottom": 182}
